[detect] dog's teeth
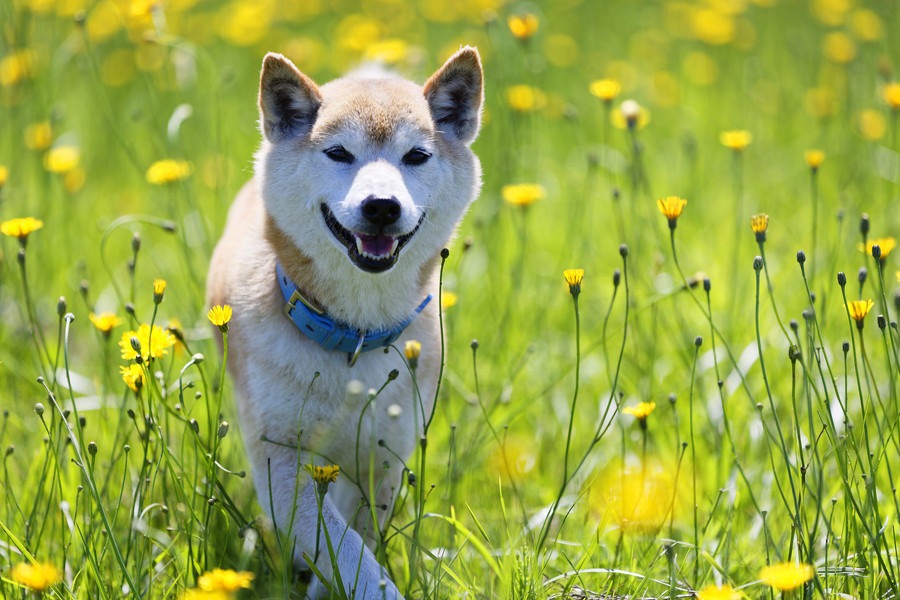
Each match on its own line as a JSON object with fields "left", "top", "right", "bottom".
{"left": 355, "top": 236, "right": 364, "bottom": 255}
{"left": 390, "top": 238, "right": 399, "bottom": 255}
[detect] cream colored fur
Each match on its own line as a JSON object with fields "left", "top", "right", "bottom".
{"left": 207, "top": 48, "right": 483, "bottom": 599}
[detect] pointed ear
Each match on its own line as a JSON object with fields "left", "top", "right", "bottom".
{"left": 258, "top": 53, "right": 323, "bottom": 142}
{"left": 424, "top": 46, "right": 484, "bottom": 145}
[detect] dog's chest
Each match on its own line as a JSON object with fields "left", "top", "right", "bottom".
{"left": 239, "top": 313, "right": 430, "bottom": 469}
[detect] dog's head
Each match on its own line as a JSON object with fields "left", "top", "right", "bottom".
{"left": 256, "top": 48, "right": 483, "bottom": 276}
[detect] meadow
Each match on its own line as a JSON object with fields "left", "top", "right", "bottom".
{"left": 1, "top": 0, "right": 899, "bottom": 597}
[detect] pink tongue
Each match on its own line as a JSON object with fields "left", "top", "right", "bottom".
{"left": 358, "top": 234, "right": 394, "bottom": 256}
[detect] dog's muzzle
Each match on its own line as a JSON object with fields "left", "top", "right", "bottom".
{"left": 321, "top": 203, "right": 424, "bottom": 273}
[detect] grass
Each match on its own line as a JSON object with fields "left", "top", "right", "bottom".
{"left": 1, "top": 0, "right": 900, "bottom": 598}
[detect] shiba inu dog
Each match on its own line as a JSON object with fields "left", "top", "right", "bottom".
{"left": 207, "top": 47, "right": 483, "bottom": 599}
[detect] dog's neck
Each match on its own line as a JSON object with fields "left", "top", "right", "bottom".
{"left": 264, "top": 215, "right": 439, "bottom": 330}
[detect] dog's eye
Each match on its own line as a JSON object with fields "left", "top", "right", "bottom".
{"left": 324, "top": 146, "right": 355, "bottom": 164}
{"left": 402, "top": 148, "right": 431, "bottom": 166}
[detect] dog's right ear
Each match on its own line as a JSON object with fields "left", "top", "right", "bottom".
{"left": 259, "top": 53, "right": 322, "bottom": 143}
{"left": 424, "top": 47, "right": 484, "bottom": 145}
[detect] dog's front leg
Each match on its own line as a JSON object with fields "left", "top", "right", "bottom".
{"left": 264, "top": 451, "right": 406, "bottom": 600}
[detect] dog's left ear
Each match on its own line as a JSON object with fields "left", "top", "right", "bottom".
{"left": 424, "top": 46, "right": 483, "bottom": 145}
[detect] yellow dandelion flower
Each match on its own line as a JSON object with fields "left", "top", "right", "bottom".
{"left": 804, "top": 149, "right": 825, "bottom": 171}
{"left": 90, "top": 312, "right": 123, "bottom": 336}
{"left": 0, "top": 164, "right": 8, "bottom": 187}
{"left": 612, "top": 99, "right": 650, "bottom": 130}
{"left": 508, "top": 13, "right": 539, "bottom": 40}
{"left": 120, "top": 364, "right": 144, "bottom": 392}
{"left": 197, "top": 569, "right": 254, "bottom": 592}
{"left": 207, "top": 304, "right": 233, "bottom": 332}
{"left": 1, "top": 217, "right": 44, "bottom": 240}
{"left": 759, "top": 562, "right": 814, "bottom": 591}
{"left": 751, "top": 213, "right": 769, "bottom": 243}
{"left": 487, "top": 435, "right": 538, "bottom": 478}
{"left": 882, "top": 83, "right": 900, "bottom": 110}
{"left": 858, "top": 237, "right": 896, "bottom": 261}
{"left": 24, "top": 121, "right": 52, "bottom": 150}
{"left": 657, "top": 196, "right": 687, "bottom": 229}
{"left": 858, "top": 109, "right": 886, "bottom": 141}
{"left": 11, "top": 562, "right": 62, "bottom": 591}
{"left": 306, "top": 463, "right": 340, "bottom": 483}
{"left": 502, "top": 183, "right": 545, "bottom": 207}
{"left": 441, "top": 291, "right": 458, "bottom": 310}
{"left": 506, "top": 84, "right": 547, "bottom": 112}
{"left": 719, "top": 130, "right": 752, "bottom": 151}
{"left": 592, "top": 460, "right": 678, "bottom": 534}
{"left": 119, "top": 324, "right": 177, "bottom": 362}
{"left": 0, "top": 50, "right": 36, "bottom": 87}
{"left": 563, "top": 269, "right": 584, "bottom": 297}
{"left": 44, "top": 146, "right": 80, "bottom": 174}
{"left": 846, "top": 299, "right": 874, "bottom": 328}
{"left": 823, "top": 31, "right": 856, "bottom": 64}
{"left": 851, "top": 9, "right": 883, "bottom": 41}
{"left": 153, "top": 278, "right": 166, "bottom": 303}
{"left": 146, "top": 159, "right": 192, "bottom": 185}
{"left": 622, "top": 401, "right": 656, "bottom": 421}
{"left": 362, "top": 39, "right": 408, "bottom": 64}
{"left": 589, "top": 79, "right": 621, "bottom": 102}
{"left": 696, "top": 584, "right": 741, "bottom": 600}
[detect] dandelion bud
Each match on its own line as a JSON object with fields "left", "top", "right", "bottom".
{"left": 789, "top": 319, "right": 798, "bottom": 332}
{"left": 35, "top": 403, "right": 45, "bottom": 416}
{"left": 842, "top": 341, "right": 850, "bottom": 353}
{"left": 788, "top": 345, "right": 801, "bottom": 363}
{"left": 189, "top": 419, "right": 199, "bottom": 433}
{"left": 860, "top": 213, "right": 870, "bottom": 237}
{"left": 470, "top": 339, "right": 479, "bottom": 350}
{"left": 152, "top": 278, "right": 166, "bottom": 304}
{"left": 441, "top": 248, "right": 450, "bottom": 260}
{"left": 131, "top": 232, "right": 141, "bottom": 253}
{"left": 161, "top": 220, "right": 176, "bottom": 233}
{"left": 407, "top": 471, "right": 417, "bottom": 486}
{"left": 563, "top": 269, "right": 584, "bottom": 298}
{"left": 404, "top": 340, "right": 421, "bottom": 369}
{"left": 463, "top": 237, "right": 473, "bottom": 252}
{"left": 703, "top": 278, "right": 711, "bottom": 292}
{"left": 388, "top": 369, "right": 399, "bottom": 381}
{"left": 79, "top": 279, "right": 89, "bottom": 299}
{"left": 124, "top": 444, "right": 130, "bottom": 453}
{"left": 125, "top": 303, "right": 135, "bottom": 316}
{"left": 694, "top": 336, "right": 703, "bottom": 347}
{"left": 88, "top": 441, "right": 97, "bottom": 455}
{"left": 613, "top": 269, "right": 621, "bottom": 287}
{"left": 217, "top": 421, "right": 230, "bottom": 438}
{"left": 858, "top": 267, "right": 867, "bottom": 285}
{"left": 5, "top": 445, "right": 13, "bottom": 456}
{"left": 619, "top": 244, "right": 628, "bottom": 258}
{"left": 795, "top": 250, "right": 806, "bottom": 265}
{"left": 837, "top": 272, "right": 847, "bottom": 287}
{"left": 130, "top": 336, "right": 141, "bottom": 353}
{"left": 612, "top": 187, "right": 620, "bottom": 200}
{"left": 57, "top": 296, "right": 67, "bottom": 317}
{"left": 872, "top": 244, "right": 882, "bottom": 261}
{"left": 802, "top": 308, "right": 814, "bottom": 322}
{"left": 877, "top": 314, "right": 886, "bottom": 330}
{"left": 753, "top": 256, "right": 763, "bottom": 271}
{"left": 668, "top": 393, "right": 676, "bottom": 404}
{"left": 192, "top": 353, "right": 204, "bottom": 364}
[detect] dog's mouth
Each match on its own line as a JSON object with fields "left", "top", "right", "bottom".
{"left": 321, "top": 204, "right": 424, "bottom": 273}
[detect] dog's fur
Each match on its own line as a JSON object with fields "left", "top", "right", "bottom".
{"left": 207, "top": 48, "right": 483, "bottom": 599}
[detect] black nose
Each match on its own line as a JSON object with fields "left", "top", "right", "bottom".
{"left": 361, "top": 196, "right": 401, "bottom": 227}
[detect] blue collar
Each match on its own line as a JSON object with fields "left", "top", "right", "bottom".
{"left": 276, "top": 262, "right": 431, "bottom": 365}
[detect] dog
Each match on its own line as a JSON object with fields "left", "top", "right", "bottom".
{"left": 207, "top": 47, "right": 483, "bottom": 599}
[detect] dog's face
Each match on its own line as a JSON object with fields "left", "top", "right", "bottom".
{"left": 256, "top": 49, "right": 483, "bottom": 276}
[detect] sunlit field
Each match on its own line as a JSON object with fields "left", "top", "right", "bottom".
{"left": 2, "top": 0, "right": 900, "bottom": 598}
